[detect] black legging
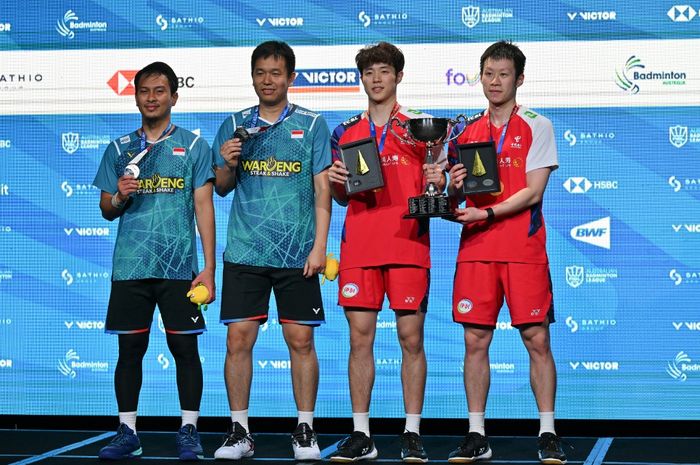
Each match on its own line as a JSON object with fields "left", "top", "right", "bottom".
{"left": 115, "top": 332, "right": 203, "bottom": 412}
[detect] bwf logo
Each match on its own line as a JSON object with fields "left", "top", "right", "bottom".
{"left": 570, "top": 217, "right": 610, "bottom": 249}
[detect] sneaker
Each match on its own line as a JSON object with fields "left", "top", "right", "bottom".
{"left": 537, "top": 433, "right": 567, "bottom": 465}
{"left": 400, "top": 431, "right": 428, "bottom": 463}
{"left": 329, "top": 431, "right": 378, "bottom": 462}
{"left": 448, "top": 432, "right": 492, "bottom": 463}
{"left": 213, "top": 422, "right": 254, "bottom": 460}
{"left": 176, "top": 424, "right": 204, "bottom": 461}
{"left": 98, "top": 423, "right": 142, "bottom": 460}
{"left": 291, "top": 422, "right": 321, "bottom": 461}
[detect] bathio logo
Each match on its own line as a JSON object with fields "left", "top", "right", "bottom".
{"left": 669, "top": 269, "right": 683, "bottom": 285}
{"left": 563, "top": 130, "right": 576, "bottom": 146}
{"left": 668, "top": 176, "right": 682, "bottom": 192}
{"left": 61, "top": 269, "right": 74, "bottom": 286}
{"left": 668, "top": 5, "right": 696, "bottom": 22}
{"left": 358, "top": 11, "right": 371, "bottom": 27}
{"left": 563, "top": 129, "right": 615, "bottom": 147}
{"left": 565, "top": 316, "right": 579, "bottom": 332}
{"left": 156, "top": 15, "right": 168, "bottom": 30}
{"left": 157, "top": 353, "right": 170, "bottom": 369}
{"left": 61, "top": 181, "right": 73, "bottom": 197}
{"left": 666, "top": 351, "right": 700, "bottom": 381}
{"left": 570, "top": 217, "right": 610, "bottom": 249}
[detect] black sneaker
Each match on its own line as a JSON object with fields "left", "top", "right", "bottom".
{"left": 448, "top": 432, "right": 492, "bottom": 463}
{"left": 537, "top": 433, "right": 567, "bottom": 465}
{"left": 400, "top": 431, "right": 428, "bottom": 463}
{"left": 292, "top": 422, "right": 321, "bottom": 461}
{"left": 329, "top": 431, "right": 378, "bottom": 462}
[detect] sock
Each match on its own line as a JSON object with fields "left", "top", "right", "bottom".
{"left": 352, "top": 412, "right": 370, "bottom": 436}
{"left": 539, "top": 411, "right": 556, "bottom": 436}
{"left": 231, "top": 409, "right": 249, "bottom": 432}
{"left": 118, "top": 411, "right": 137, "bottom": 433}
{"left": 468, "top": 412, "right": 485, "bottom": 436}
{"left": 404, "top": 413, "right": 421, "bottom": 434}
{"left": 298, "top": 410, "right": 314, "bottom": 429}
{"left": 181, "top": 410, "right": 199, "bottom": 428}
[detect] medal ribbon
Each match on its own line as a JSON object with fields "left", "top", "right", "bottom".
{"left": 368, "top": 103, "right": 400, "bottom": 154}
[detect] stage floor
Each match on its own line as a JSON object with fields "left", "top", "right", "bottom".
{"left": 1, "top": 430, "right": 698, "bottom": 465}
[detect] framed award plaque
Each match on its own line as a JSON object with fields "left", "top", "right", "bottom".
{"left": 339, "top": 137, "right": 384, "bottom": 195}
{"left": 456, "top": 141, "right": 501, "bottom": 195}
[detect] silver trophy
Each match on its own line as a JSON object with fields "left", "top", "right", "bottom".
{"left": 390, "top": 115, "right": 467, "bottom": 218}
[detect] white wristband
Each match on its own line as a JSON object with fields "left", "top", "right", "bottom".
{"left": 111, "top": 192, "right": 125, "bottom": 209}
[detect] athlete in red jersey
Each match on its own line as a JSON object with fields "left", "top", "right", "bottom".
{"left": 328, "top": 42, "right": 445, "bottom": 464}
{"left": 446, "top": 41, "right": 567, "bottom": 465}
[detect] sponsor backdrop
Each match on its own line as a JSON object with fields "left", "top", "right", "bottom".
{"left": 1, "top": 1, "right": 699, "bottom": 420}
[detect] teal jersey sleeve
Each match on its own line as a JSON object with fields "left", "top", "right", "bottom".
{"left": 191, "top": 135, "right": 214, "bottom": 189}
{"left": 93, "top": 139, "right": 122, "bottom": 194}
{"left": 311, "top": 114, "right": 332, "bottom": 175}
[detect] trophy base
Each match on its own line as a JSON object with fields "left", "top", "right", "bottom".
{"left": 404, "top": 195, "right": 452, "bottom": 219}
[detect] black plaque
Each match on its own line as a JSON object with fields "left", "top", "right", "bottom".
{"left": 457, "top": 141, "right": 501, "bottom": 195}
{"left": 339, "top": 137, "right": 384, "bottom": 195}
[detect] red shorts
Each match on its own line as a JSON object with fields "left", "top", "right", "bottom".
{"left": 452, "top": 262, "right": 554, "bottom": 326}
{"left": 338, "top": 265, "right": 429, "bottom": 311}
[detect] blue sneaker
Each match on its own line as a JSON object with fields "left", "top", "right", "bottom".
{"left": 176, "top": 424, "right": 204, "bottom": 461}
{"left": 98, "top": 423, "right": 142, "bottom": 460}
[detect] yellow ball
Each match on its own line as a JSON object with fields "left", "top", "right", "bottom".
{"left": 187, "top": 284, "right": 209, "bottom": 305}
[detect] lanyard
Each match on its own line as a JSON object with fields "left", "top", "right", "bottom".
{"left": 368, "top": 103, "right": 399, "bottom": 154}
{"left": 250, "top": 103, "right": 291, "bottom": 130}
{"left": 487, "top": 105, "right": 518, "bottom": 155}
{"left": 139, "top": 122, "right": 173, "bottom": 151}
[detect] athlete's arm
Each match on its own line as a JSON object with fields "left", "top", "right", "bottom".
{"left": 192, "top": 182, "right": 216, "bottom": 302}
{"left": 454, "top": 167, "right": 552, "bottom": 224}
{"left": 328, "top": 160, "right": 350, "bottom": 206}
{"left": 304, "top": 168, "right": 331, "bottom": 278}
{"left": 99, "top": 174, "right": 139, "bottom": 221}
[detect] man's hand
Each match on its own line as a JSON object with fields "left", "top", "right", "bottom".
{"left": 328, "top": 159, "right": 349, "bottom": 185}
{"left": 303, "top": 247, "right": 326, "bottom": 278}
{"left": 191, "top": 268, "right": 216, "bottom": 304}
{"left": 219, "top": 139, "right": 243, "bottom": 171}
{"left": 454, "top": 206, "right": 488, "bottom": 225}
{"left": 448, "top": 163, "right": 467, "bottom": 191}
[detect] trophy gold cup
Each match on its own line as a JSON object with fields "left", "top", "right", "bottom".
{"left": 390, "top": 115, "right": 467, "bottom": 218}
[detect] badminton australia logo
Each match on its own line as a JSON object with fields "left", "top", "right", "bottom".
{"left": 56, "top": 10, "right": 108, "bottom": 39}
{"left": 615, "top": 55, "right": 687, "bottom": 94}
{"left": 58, "top": 349, "right": 108, "bottom": 378}
{"left": 565, "top": 266, "right": 584, "bottom": 288}
{"left": 667, "top": 351, "right": 700, "bottom": 381}
{"left": 669, "top": 125, "right": 700, "bottom": 148}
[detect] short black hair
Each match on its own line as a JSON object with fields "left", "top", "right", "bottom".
{"left": 134, "top": 61, "right": 178, "bottom": 95}
{"left": 480, "top": 41, "right": 526, "bottom": 78}
{"left": 355, "top": 41, "right": 405, "bottom": 74}
{"left": 251, "top": 41, "right": 296, "bottom": 76}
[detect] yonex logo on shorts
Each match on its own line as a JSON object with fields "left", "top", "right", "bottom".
{"left": 457, "top": 299, "right": 473, "bottom": 314}
{"left": 341, "top": 283, "right": 359, "bottom": 298}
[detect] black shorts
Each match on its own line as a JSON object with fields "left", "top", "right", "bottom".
{"left": 106, "top": 279, "right": 206, "bottom": 334}
{"left": 220, "top": 262, "right": 325, "bottom": 325}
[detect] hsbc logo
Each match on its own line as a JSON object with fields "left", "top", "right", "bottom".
{"left": 668, "top": 5, "right": 696, "bottom": 22}
{"left": 108, "top": 70, "right": 138, "bottom": 95}
{"left": 570, "top": 217, "right": 611, "bottom": 249}
{"left": 563, "top": 177, "right": 618, "bottom": 194}
{"left": 108, "top": 71, "right": 194, "bottom": 95}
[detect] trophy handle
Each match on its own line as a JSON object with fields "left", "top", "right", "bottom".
{"left": 388, "top": 116, "right": 416, "bottom": 146}
{"left": 443, "top": 114, "right": 469, "bottom": 144}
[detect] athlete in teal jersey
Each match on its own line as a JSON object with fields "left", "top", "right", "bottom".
{"left": 212, "top": 41, "right": 331, "bottom": 462}
{"left": 93, "top": 62, "right": 214, "bottom": 462}
{"left": 95, "top": 127, "right": 213, "bottom": 280}
{"left": 212, "top": 104, "right": 331, "bottom": 268}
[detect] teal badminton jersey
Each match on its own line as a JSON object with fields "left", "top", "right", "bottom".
{"left": 212, "top": 105, "right": 331, "bottom": 268}
{"left": 94, "top": 127, "right": 214, "bottom": 281}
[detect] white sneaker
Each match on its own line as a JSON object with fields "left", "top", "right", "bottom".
{"left": 292, "top": 422, "right": 321, "bottom": 461}
{"left": 214, "top": 421, "right": 254, "bottom": 460}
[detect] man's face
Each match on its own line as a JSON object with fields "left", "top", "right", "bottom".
{"left": 252, "top": 56, "right": 295, "bottom": 108}
{"left": 135, "top": 73, "right": 177, "bottom": 122}
{"left": 480, "top": 58, "right": 523, "bottom": 107}
{"left": 361, "top": 63, "right": 403, "bottom": 105}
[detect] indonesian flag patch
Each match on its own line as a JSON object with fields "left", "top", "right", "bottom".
{"left": 172, "top": 147, "right": 186, "bottom": 156}
{"left": 291, "top": 129, "right": 304, "bottom": 139}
